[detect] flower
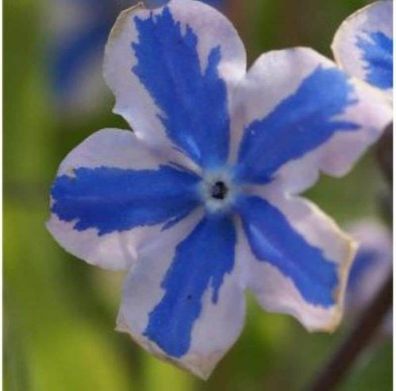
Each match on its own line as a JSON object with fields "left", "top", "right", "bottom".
{"left": 332, "top": 1, "right": 393, "bottom": 99}
{"left": 49, "top": 0, "right": 226, "bottom": 114}
{"left": 49, "top": 0, "right": 127, "bottom": 114}
{"left": 346, "top": 220, "right": 392, "bottom": 333}
{"left": 47, "top": 0, "right": 392, "bottom": 379}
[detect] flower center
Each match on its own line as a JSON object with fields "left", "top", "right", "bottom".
{"left": 210, "top": 181, "right": 228, "bottom": 200}
{"left": 199, "top": 169, "right": 237, "bottom": 214}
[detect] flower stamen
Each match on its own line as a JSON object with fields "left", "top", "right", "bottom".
{"left": 211, "top": 181, "right": 228, "bottom": 200}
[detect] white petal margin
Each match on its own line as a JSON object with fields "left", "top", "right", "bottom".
{"left": 242, "top": 184, "right": 357, "bottom": 332}
{"left": 331, "top": 1, "right": 393, "bottom": 97}
{"left": 230, "top": 47, "right": 392, "bottom": 193}
{"left": 117, "top": 211, "right": 246, "bottom": 379}
{"left": 47, "top": 128, "right": 174, "bottom": 271}
{"left": 104, "top": 0, "right": 246, "bottom": 168}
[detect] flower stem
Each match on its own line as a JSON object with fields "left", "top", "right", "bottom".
{"left": 308, "top": 274, "right": 393, "bottom": 391}
{"left": 308, "top": 125, "right": 393, "bottom": 391}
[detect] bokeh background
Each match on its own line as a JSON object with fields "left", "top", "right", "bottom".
{"left": 4, "top": 0, "right": 392, "bottom": 390}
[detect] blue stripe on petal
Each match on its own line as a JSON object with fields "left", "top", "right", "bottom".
{"left": 51, "top": 165, "right": 200, "bottom": 235}
{"left": 132, "top": 7, "right": 230, "bottom": 169}
{"left": 144, "top": 215, "right": 236, "bottom": 358}
{"left": 357, "top": 31, "right": 393, "bottom": 89}
{"left": 236, "top": 66, "right": 360, "bottom": 184}
{"left": 237, "top": 196, "right": 338, "bottom": 306}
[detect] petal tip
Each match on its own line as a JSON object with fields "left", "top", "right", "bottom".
{"left": 107, "top": 3, "right": 145, "bottom": 44}
{"left": 307, "top": 233, "right": 358, "bottom": 334}
{"left": 116, "top": 311, "right": 223, "bottom": 380}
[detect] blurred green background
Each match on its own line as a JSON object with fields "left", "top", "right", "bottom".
{"left": 4, "top": 0, "right": 392, "bottom": 390}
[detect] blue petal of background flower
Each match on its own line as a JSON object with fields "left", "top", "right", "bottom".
{"left": 49, "top": 0, "right": 226, "bottom": 114}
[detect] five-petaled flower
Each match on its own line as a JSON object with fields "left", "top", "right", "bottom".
{"left": 47, "top": 0, "right": 392, "bottom": 379}
{"left": 332, "top": 0, "right": 393, "bottom": 99}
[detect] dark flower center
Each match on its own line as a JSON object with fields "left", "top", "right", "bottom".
{"left": 210, "top": 181, "right": 228, "bottom": 200}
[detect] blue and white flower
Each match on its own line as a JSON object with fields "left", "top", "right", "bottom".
{"left": 347, "top": 220, "right": 392, "bottom": 318}
{"left": 332, "top": 1, "right": 393, "bottom": 99}
{"left": 47, "top": 0, "right": 392, "bottom": 378}
{"left": 49, "top": 0, "right": 226, "bottom": 114}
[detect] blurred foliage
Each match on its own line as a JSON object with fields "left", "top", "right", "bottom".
{"left": 4, "top": 0, "right": 392, "bottom": 390}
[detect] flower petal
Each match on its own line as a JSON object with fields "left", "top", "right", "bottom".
{"left": 104, "top": 0, "right": 246, "bottom": 169}
{"left": 347, "top": 220, "right": 392, "bottom": 311}
{"left": 47, "top": 128, "right": 200, "bottom": 270}
{"left": 332, "top": 1, "right": 393, "bottom": 94}
{"left": 117, "top": 212, "right": 245, "bottom": 379}
{"left": 236, "top": 187, "right": 356, "bottom": 331}
{"left": 230, "top": 47, "right": 391, "bottom": 192}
